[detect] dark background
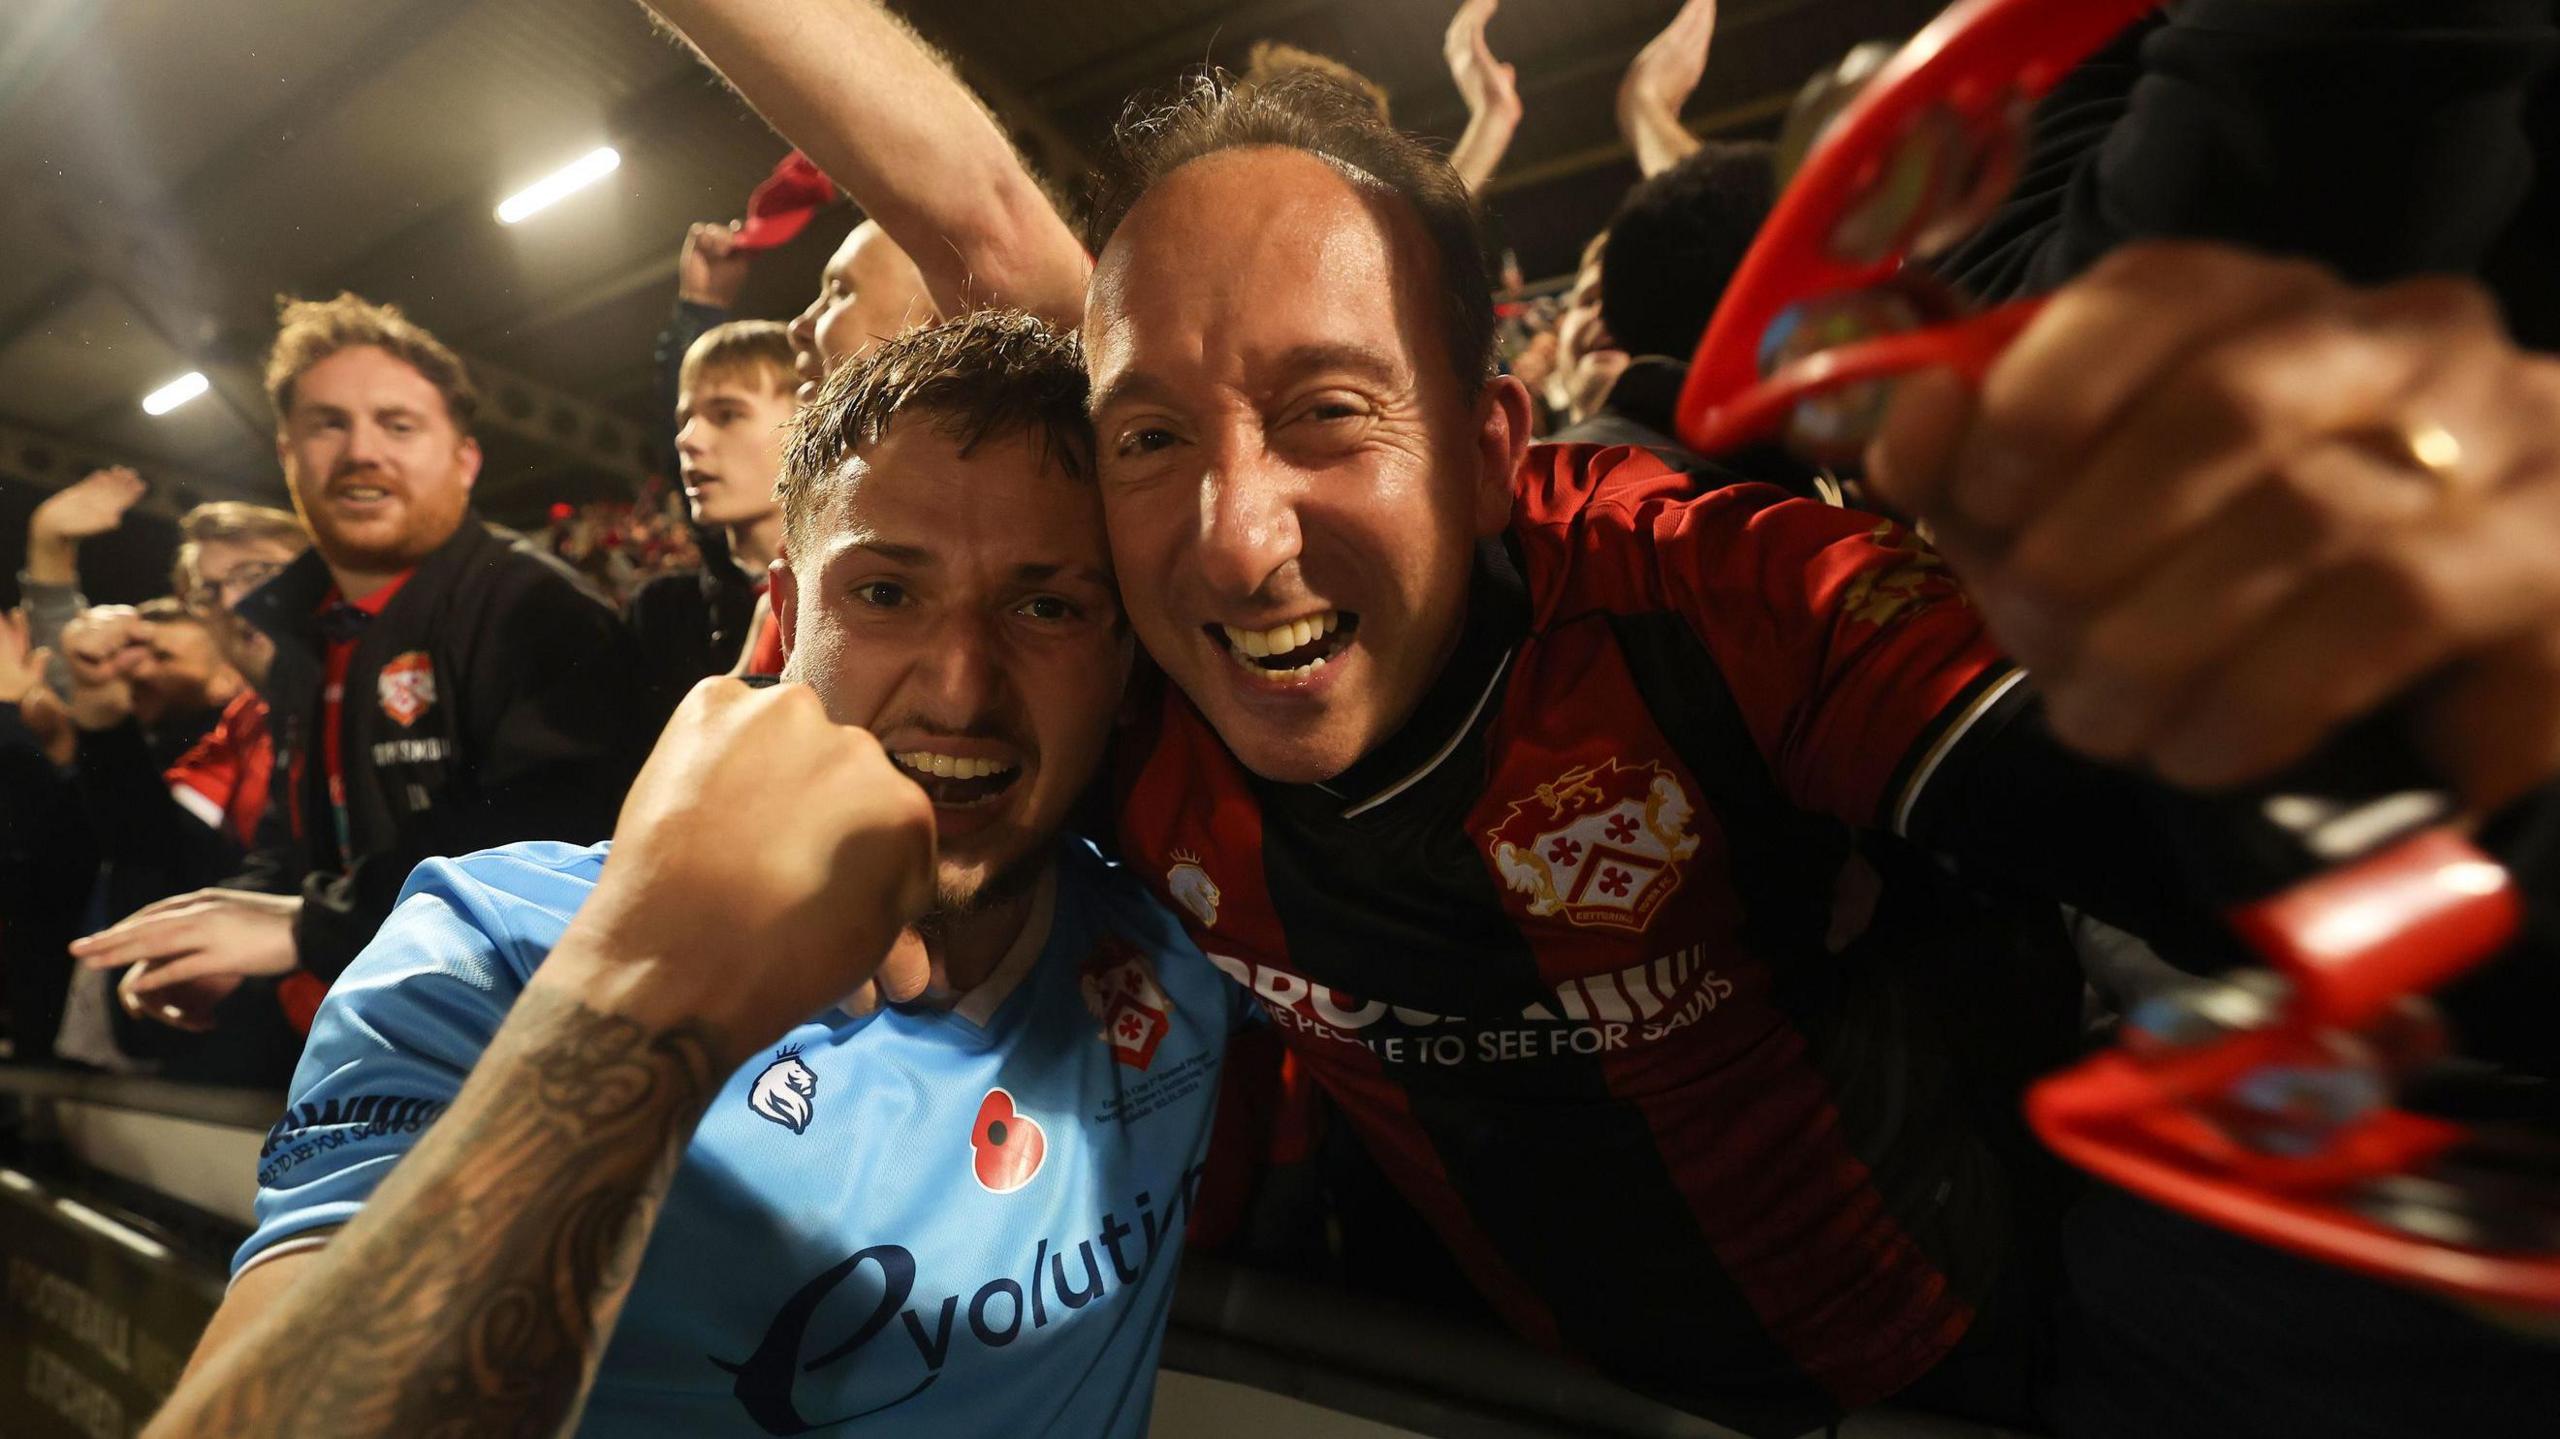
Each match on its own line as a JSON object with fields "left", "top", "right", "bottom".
{"left": 0, "top": 0, "right": 1948, "bottom": 605}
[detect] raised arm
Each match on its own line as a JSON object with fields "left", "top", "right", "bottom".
{"left": 147, "top": 680, "right": 935, "bottom": 1437}
{"left": 1442, "top": 0, "right": 1522, "bottom": 195}
{"left": 642, "top": 0, "right": 1089, "bottom": 328}
{"left": 1616, "top": 0, "right": 1716, "bottom": 178}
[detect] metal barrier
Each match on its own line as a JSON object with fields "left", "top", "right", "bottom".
{"left": 0, "top": 1065, "right": 2033, "bottom": 1439}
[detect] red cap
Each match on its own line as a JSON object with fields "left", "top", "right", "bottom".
{"left": 732, "top": 151, "right": 836, "bottom": 251}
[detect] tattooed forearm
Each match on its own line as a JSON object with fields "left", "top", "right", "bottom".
{"left": 149, "top": 984, "right": 723, "bottom": 1439}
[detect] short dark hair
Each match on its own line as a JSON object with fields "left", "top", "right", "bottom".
{"left": 777, "top": 310, "right": 1093, "bottom": 551}
{"left": 1599, "top": 141, "right": 1778, "bottom": 363}
{"left": 1085, "top": 71, "right": 1496, "bottom": 391}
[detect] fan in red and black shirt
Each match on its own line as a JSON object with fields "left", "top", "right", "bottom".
{"left": 1082, "top": 95, "right": 2232, "bottom": 1439}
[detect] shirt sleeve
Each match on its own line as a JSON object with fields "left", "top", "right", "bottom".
{"left": 1521, "top": 445, "right": 2016, "bottom": 829}
{"left": 233, "top": 860, "right": 528, "bottom": 1280}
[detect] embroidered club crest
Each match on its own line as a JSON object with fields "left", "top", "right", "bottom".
{"left": 1485, "top": 758, "right": 1702, "bottom": 933}
{"left": 1165, "top": 852, "right": 1221, "bottom": 929}
{"left": 748, "top": 1047, "right": 819, "bottom": 1134}
{"left": 1080, "top": 935, "right": 1173, "bottom": 1070}
{"left": 377, "top": 651, "right": 437, "bottom": 728}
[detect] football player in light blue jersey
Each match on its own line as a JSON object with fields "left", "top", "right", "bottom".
{"left": 151, "top": 310, "right": 1248, "bottom": 1438}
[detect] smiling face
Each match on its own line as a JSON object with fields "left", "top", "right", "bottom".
{"left": 275, "top": 345, "right": 478, "bottom": 587}
{"left": 674, "top": 365, "right": 794, "bottom": 531}
{"left": 773, "top": 417, "right": 1129, "bottom": 915}
{"left": 1085, "top": 147, "right": 1526, "bottom": 784}
{"left": 787, "top": 221, "right": 937, "bottom": 404}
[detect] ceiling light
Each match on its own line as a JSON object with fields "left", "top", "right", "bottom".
{"left": 140, "top": 371, "right": 209, "bottom": 416}
{"left": 496, "top": 146, "right": 622, "bottom": 225}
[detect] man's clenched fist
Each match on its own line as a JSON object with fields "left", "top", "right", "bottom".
{"left": 538, "top": 679, "right": 938, "bottom": 1062}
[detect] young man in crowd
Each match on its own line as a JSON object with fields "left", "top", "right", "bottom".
{"left": 632, "top": 320, "right": 799, "bottom": 709}
{"left": 645, "top": 6, "right": 2560, "bottom": 1434}
{"left": 147, "top": 310, "right": 1242, "bottom": 1438}
{"left": 642, "top": 215, "right": 942, "bottom": 692}
{"left": 73, "top": 294, "right": 652, "bottom": 1019}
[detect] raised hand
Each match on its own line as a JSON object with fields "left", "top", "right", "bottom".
{"left": 536, "top": 677, "right": 937, "bottom": 1065}
{"left": 1867, "top": 241, "right": 2560, "bottom": 811}
{"left": 1618, "top": 0, "right": 1717, "bottom": 176}
{"left": 678, "top": 220, "right": 753, "bottom": 309}
{"left": 58, "top": 604, "right": 146, "bottom": 730}
{"left": 26, "top": 467, "right": 148, "bottom": 585}
{"left": 1444, "top": 0, "right": 1522, "bottom": 194}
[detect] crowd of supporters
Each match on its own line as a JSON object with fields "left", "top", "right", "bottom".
{"left": 5, "top": 2, "right": 2560, "bottom": 1436}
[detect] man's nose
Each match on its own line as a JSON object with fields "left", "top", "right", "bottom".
{"left": 1193, "top": 437, "right": 1305, "bottom": 603}
{"left": 909, "top": 612, "right": 1008, "bottom": 718}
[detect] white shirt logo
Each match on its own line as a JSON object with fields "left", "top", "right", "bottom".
{"left": 748, "top": 1048, "right": 818, "bottom": 1134}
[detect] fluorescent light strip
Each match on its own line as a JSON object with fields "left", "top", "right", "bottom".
{"left": 0, "top": 1167, "right": 38, "bottom": 1194}
{"left": 141, "top": 370, "right": 209, "bottom": 415}
{"left": 496, "top": 145, "right": 621, "bottom": 225}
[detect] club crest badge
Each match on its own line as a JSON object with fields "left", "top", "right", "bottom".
{"left": 748, "top": 1047, "right": 818, "bottom": 1134}
{"left": 1484, "top": 758, "right": 1702, "bottom": 933}
{"left": 1080, "top": 935, "right": 1173, "bottom": 1071}
{"left": 377, "top": 651, "right": 437, "bottom": 728}
{"left": 1165, "top": 852, "right": 1221, "bottom": 929}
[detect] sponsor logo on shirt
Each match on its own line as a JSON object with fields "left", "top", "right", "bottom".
{"left": 970, "top": 1089, "right": 1046, "bottom": 1193}
{"left": 377, "top": 650, "right": 437, "bottom": 728}
{"left": 1484, "top": 758, "right": 1700, "bottom": 933}
{"left": 715, "top": 1163, "right": 1208, "bottom": 1432}
{"left": 1206, "top": 945, "right": 1735, "bottom": 1067}
{"left": 748, "top": 1047, "right": 819, "bottom": 1134}
{"left": 1165, "top": 851, "right": 1221, "bottom": 928}
{"left": 1079, "top": 936, "right": 1172, "bottom": 1071}
{"left": 256, "top": 1095, "right": 449, "bottom": 1186}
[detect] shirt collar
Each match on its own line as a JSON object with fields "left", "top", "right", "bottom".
{"left": 1306, "top": 538, "right": 1529, "bottom": 818}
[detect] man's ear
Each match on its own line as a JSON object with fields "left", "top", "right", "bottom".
{"left": 1471, "top": 374, "right": 1534, "bottom": 536}
{"left": 457, "top": 436, "right": 482, "bottom": 494}
{"left": 770, "top": 550, "right": 797, "bottom": 668}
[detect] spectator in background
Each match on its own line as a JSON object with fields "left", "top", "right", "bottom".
{"left": 1439, "top": 2, "right": 1522, "bottom": 197}
{"left": 631, "top": 320, "right": 798, "bottom": 710}
{"left": 788, "top": 219, "right": 936, "bottom": 402}
{"left": 178, "top": 502, "right": 308, "bottom": 688}
{"left": 0, "top": 607, "right": 88, "bottom": 1063}
{"left": 71, "top": 293, "right": 651, "bottom": 1026}
{"left": 1541, "top": 232, "right": 1628, "bottom": 427}
{"left": 14, "top": 465, "right": 149, "bottom": 689}
{"left": 1552, "top": 140, "right": 1781, "bottom": 477}
{"left": 1616, "top": 0, "right": 1719, "bottom": 178}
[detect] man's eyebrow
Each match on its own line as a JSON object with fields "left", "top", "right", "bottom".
{"left": 1087, "top": 370, "right": 1175, "bottom": 419}
{"left": 851, "top": 540, "right": 935, "bottom": 565}
{"left": 1089, "top": 344, "right": 1403, "bottom": 418}
{"left": 1011, "top": 561, "right": 1115, "bottom": 589}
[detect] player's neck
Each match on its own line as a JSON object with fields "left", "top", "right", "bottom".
{"left": 726, "top": 509, "right": 783, "bottom": 576}
{"left": 917, "top": 866, "right": 1053, "bottom": 1001}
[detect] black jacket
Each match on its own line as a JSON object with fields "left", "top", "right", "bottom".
{"left": 628, "top": 564, "right": 758, "bottom": 727}
{"left": 229, "top": 518, "right": 650, "bottom": 985}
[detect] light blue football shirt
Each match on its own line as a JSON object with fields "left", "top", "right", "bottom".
{"left": 237, "top": 837, "right": 1244, "bottom": 1437}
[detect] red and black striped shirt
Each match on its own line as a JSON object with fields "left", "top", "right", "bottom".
{"left": 1119, "top": 444, "right": 2025, "bottom": 1436}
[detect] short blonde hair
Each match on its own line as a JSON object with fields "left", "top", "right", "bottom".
{"left": 265, "top": 292, "right": 478, "bottom": 433}
{"left": 172, "top": 501, "right": 307, "bottom": 595}
{"left": 679, "top": 320, "right": 797, "bottom": 400}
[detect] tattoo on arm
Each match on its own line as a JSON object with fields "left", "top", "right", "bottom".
{"left": 153, "top": 986, "right": 723, "bottom": 1439}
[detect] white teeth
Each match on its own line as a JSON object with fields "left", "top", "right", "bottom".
{"left": 1220, "top": 610, "right": 1340, "bottom": 661}
{"left": 893, "top": 752, "right": 1011, "bottom": 781}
